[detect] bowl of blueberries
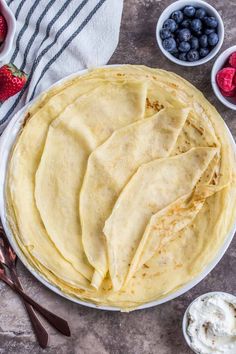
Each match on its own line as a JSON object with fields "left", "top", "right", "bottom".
{"left": 156, "top": 0, "right": 224, "bottom": 66}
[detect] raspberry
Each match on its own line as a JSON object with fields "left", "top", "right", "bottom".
{"left": 229, "top": 52, "right": 236, "bottom": 68}
{"left": 220, "top": 88, "right": 235, "bottom": 97}
{"left": 216, "top": 67, "right": 236, "bottom": 92}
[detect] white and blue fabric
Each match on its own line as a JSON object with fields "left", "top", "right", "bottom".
{"left": 0, "top": 0, "right": 123, "bottom": 131}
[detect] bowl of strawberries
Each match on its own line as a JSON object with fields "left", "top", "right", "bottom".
{"left": 211, "top": 45, "right": 236, "bottom": 110}
{"left": 0, "top": 0, "right": 16, "bottom": 61}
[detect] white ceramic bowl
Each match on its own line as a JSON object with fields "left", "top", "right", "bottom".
{"left": 211, "top": 45, "right": 236, "bottom": 110}
{"left": 0, "top": 67, "right": 236, "bottom": 311}
{"left": 0, "top": 0, "right": 16, "bottom": 61}
{"left": 156, "top": 0, "right": 224, "bottom": 67}
{"left": 182, "top": 291, "right": 236, "bottom": 353}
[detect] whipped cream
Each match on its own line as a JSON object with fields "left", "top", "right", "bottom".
{"left": 186, "top": 293, "right": 236, "bottom": 354}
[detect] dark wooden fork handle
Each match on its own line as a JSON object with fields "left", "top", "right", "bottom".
{"left": 10, "top": 268, "right": 49, "bottom": 348}
{"left": 3, "top": 275, "right": 70, "bottom": 337}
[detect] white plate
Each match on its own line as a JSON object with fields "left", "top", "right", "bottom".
{"left": 0, "top": 67, "right": 236, "bottom": 311}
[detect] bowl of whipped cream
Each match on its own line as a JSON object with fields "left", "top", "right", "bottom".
{"left": 182, "top": 292, "right": 236, "bottom": 354}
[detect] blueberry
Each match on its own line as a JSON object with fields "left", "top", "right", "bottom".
{"left": 199, "top": 34, "right": 208, "bottom": 48}
{"left": 179, "top": 52, "right": 187, "bottom": 61}
{"left": 199, "top": 48, "right": 210, "bottom": 58}
{"left": 183, "top": 6, "right": 196, "bottom": 17}
{"left": 172, "top": 51, "right": 179, "bottom": 58}
{"left": 175, "top": 29, "right": 180, "bottom": 37}
{"left": 178, "top": 28, "right": 191, "bottom": 42}
{"left": 204, "top": 28, "right": 215, "bottom": 35}
{"left": 191, "top": 19, "right": 202, "bottom": 32}
{"left": 163, "top": 19, "right": 177, "bottom": 32}
{"left": 203, "top": 16, "right": 218, "bottom": 28}
{"left": 162, "top": 37, "right": 177, "bottom": 52}
{"left": 194, "top": 30, "right": 203, "bottom": 37}
{"left": 195, "top": 8, "right": 206, "bottom": 19}
{"left": 171, "top": 47, "right": 179, "bottom": 57}
{"left": 194, "top": 31, "right": 202, "bottom": 38}
{"left": 208, "top": 32, "right": 219, "bottom": 46}
{"left": 160, "top": 28, "right": 172, "bottom": 40}
{"left": 187, "top": 49, "right": 200, "bottom": 62}
{"left": 171, "top": 10, "right": 184, "bottom": 24}
{"left": 181, "top": 19, "right": 191, "bottom": 28}
{"left": 178, "top": 41, "right": 191, "bottom": 52}
{"left": 190, "top": 37, "right": 199, "bottom": 50}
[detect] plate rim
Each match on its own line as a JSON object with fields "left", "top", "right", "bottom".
{"left": 0, "top": 65, "right": 236, "bottom": 312}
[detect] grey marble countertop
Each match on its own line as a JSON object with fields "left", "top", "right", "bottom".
{"left": 0, "top": 1, "right": 235, "bottom": 353}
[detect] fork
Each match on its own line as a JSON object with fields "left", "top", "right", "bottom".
{"left": 0, "top": 225, "right": 70, "bottom": 337}
{"left": 0, "top": 262, "right": 71, "bottom": 336}
{"left": 0, "top": 227, "right": 49, "bottom": 348}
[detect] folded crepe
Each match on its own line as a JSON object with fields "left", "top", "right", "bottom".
{"left": 80, "top": 107, "right": 189, "bottom": 288}
{"left": 6, "top": 65, "right": 236, "bottom": 310}
{"left": 124, "top": 181, "right": 225, "bottom": 288}
{"left": 34, "top": 81, "right": 147, "bottom": 281}
{"left": 103, "top": 147, "right": 218, "bottom": 291}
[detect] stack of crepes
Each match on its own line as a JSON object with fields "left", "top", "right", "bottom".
{"left": 6, "top": 65, "right": 236, "bottom": 310}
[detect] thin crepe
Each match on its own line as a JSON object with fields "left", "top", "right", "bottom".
{"left": 103, "top": 147, "right": 218, "bottom": 291}
{"left": 6, "top": 65, "right": 236, "bottom": 310}
{"left": 125, "top": 182, "right": 224, "bottom": 287}
{"left": 80, "top": 107, "right": 189, "bottom": 288}
{"left": 34, "top": 82, "right": 147, "bottom": 280}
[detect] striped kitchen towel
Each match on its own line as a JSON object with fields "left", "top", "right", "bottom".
{"left": 0, "top": 0, "right": 123, "bottom": 131}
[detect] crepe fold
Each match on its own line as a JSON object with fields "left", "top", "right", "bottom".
{"left": 6, "top": 65, "right": 236, "bottom": 310}
{"left": 103, "top": 147, "right": 218, "bottom": 291}
{"left": 34, "top": 82, "right": 147, "bottom": 281}
{"left": 80, "top": 107, "right": 189, "bottom": 288}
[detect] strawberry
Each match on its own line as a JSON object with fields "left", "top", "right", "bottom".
{"left": 0, "top": 14, "right": 7, "bottom": 43}
{"left": 0, "top": 64, "right": 27, "bottom": 103}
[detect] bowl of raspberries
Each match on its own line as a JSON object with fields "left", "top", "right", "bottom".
{"left": 211, "top": 46, "right": 236, "bottom": 110}
{"left": 0, "top": 0, "right": 16, "bottom": 61}
{"left": 156, "top": 0, "right": 224, "bottom": 66}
